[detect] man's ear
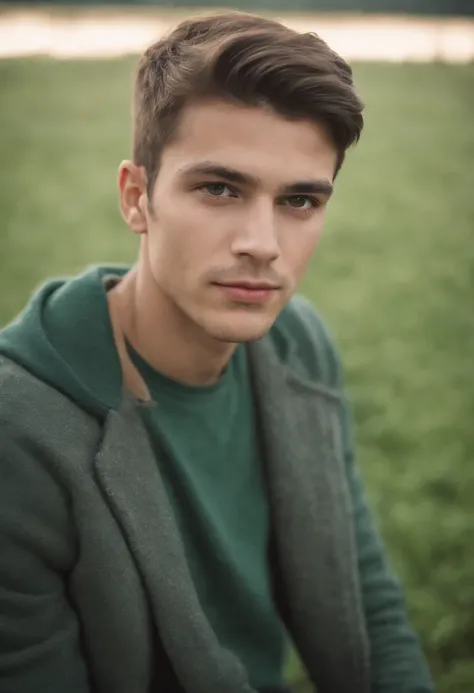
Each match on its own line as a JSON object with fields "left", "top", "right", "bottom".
{"left": 118, "top": 161, "right": 148, "bottom": 234}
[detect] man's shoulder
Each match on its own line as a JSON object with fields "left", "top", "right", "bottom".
{"left": 0, "top": 354, "right": 79, "bottom": 416}
{"left": 269, "top": 294, "right": 342, "bottom": 389}
{"left": 0, "top": 355, "right": 100, "bottom": 456}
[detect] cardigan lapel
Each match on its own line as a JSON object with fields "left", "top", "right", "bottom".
{"left": 248, "top": 336, "right": 371, "bottom": 693}
{"left": 94, "top": 393, "right": 256, "bottom": 693}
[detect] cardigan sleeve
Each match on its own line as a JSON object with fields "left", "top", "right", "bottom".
{"left": 0, "top": 435, "right": 92, "bottom": 693}
{"left": 279, "top": 294, "right": 435, "bottom": 691}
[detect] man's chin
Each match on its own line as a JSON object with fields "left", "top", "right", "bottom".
{"left": 206, "top": 313, "right": 278, "bottom": 344}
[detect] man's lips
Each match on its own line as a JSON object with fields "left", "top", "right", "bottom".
{"left": 216, "top": 281, "right": 280, "bottom": 290}
{"left": 213, "top": 281, "right": 280, "bottom": 304}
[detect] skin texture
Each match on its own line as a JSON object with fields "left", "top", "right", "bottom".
{"left": 112, "top": 99, "right": 337, "bottom": 386}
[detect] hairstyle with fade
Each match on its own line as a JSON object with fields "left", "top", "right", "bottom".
{"left": 133, "top": 11, "right": 364, "bottom": 193}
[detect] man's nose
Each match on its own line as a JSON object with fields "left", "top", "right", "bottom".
{"left": 230, "top": 200, "right": 281, "bottom": 263}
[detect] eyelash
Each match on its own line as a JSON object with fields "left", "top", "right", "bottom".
{"left": 197, "top": 182, "right": 320, "bottom": 212}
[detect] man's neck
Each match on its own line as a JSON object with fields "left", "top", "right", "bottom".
{"left": 108, "top": 266, "right": 236, "bottom": 388}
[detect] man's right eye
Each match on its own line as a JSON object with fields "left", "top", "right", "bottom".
{"left": 199, "top": 183, "right": 235, "bottom": 197}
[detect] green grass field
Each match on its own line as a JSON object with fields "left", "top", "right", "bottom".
{"left": 1, "top": 57, "right": 474, "bottom": 691}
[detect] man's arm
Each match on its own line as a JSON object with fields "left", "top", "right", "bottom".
{"left": 290, "top": 296, "right": 434, "bottom": 691}
{"left": 337, "top": 378, "right": 435, "bottom": 691}
{"left": 0, "top": 436, "right": 92, "bottom": 693}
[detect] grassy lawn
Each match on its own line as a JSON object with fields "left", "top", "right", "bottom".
{"left": 1, "top": 57, "right": 474, "bottom": 692}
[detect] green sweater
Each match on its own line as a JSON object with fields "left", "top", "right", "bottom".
{"left": 128, "top": 343, "right": 286, "bottom": 689}
{"left": 0, "top": 266, "right": 434, "bottom": 693}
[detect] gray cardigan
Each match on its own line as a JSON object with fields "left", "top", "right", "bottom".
{"left": 0, "top": 298, "right": 433, "bottom": 693}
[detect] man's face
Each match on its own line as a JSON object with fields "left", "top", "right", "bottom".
{"left": 141, "top": 99, "right": 337, "bottom": 343}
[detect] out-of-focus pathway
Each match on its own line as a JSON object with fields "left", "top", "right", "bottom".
{"left": 0, "top": 8, "right": 473, "bottom": 62}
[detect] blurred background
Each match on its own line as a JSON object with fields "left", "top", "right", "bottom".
{"left": 0, "top": 0, "right": 473, "bottom": 691}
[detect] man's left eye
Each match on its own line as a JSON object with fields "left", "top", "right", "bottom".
{"left": 284, "top": 195, "right": 318, "bottom": 210}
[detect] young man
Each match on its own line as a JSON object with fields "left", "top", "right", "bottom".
{"left": 0, "top": 11, "right": 433, "bottom": 693}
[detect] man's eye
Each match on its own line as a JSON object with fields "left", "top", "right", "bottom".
{"left": 200, "top": 183, "right": 234, "bottom": 197}
{"left": 283, "top": 195, "right": 318, "bottom": 211}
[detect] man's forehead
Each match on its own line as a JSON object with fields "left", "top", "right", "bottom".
{"left": 165, "top": 98, "right": 338, "bottom": 173}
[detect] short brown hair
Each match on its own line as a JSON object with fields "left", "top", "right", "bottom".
{"left": 133, "top": 11, "right": 364, "bottom": 191}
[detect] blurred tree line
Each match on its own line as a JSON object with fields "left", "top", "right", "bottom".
{"left": 2, "top": 0, "right": 473, "bottom": 16}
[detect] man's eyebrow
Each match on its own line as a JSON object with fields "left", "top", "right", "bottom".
{"left": 178, "top": 162, "right": 258, "bottom": 186}
{"left": 178, "top": 161, "right": 333, "bottom": 197}
{"left": 279, "top": 180, "right": 333, "bottom": 197}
